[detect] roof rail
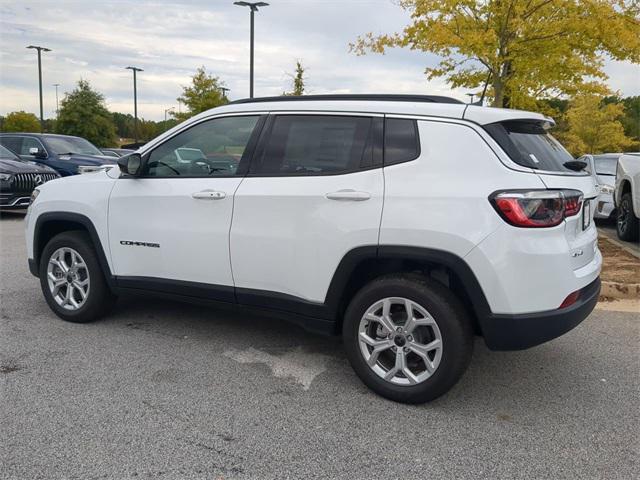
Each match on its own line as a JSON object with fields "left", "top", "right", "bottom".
{"left": 228, "top": 94, "right": 464, "bottom": 105}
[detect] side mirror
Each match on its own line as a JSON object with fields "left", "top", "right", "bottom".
{"left": 118, "top": 153, "right": 142, "bottom": 176}
{"left": 28, "top": 147, "right": 47, "bottom": 159}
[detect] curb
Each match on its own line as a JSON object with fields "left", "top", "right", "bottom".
{"left": 600, "top": 281, "right": 640, "bottom": 300}
{"left": 598, "top": 228, "right": 640, "bottom": 260}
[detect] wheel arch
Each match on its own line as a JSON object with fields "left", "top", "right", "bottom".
{"left": 33, "top": 212, "right": 115, "bottom": 289}
{"left": 325, "top": 246, "right": 492, "bottom": 334}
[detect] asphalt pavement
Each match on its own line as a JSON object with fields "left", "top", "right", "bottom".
{"left": 1, "top": 213, "right": 638, "bottom": 479}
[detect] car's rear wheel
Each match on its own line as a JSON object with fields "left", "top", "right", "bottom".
{"left": 616, "top": 192, "right": 639, "bottom": 242}
{"left": 39, "top": 231, "right": 116, "bottom": 322}
{"left": 343, "top": 274, "right": 473, "bottom": 403}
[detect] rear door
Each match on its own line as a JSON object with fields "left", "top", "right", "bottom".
{"left": 230, "top": 113, "right": 384, "bottom": 307}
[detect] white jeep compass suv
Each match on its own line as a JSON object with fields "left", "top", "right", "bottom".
{"left": 25, "top": 95, "right": 601, "bottom": 403}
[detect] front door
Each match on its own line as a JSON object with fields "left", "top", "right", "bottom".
{"left": 108, "top": 114, "right": 264, "bottom": 300}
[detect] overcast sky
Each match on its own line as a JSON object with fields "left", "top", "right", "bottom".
{"left": 1, "top": 0, "right": 639, "bottom": 121}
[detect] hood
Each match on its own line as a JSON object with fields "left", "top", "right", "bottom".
{"left": 0, "top": 158, "right": 58, "bottom": 174}
{"left": 57, "top": 154, "right": 118, "bottom": 166}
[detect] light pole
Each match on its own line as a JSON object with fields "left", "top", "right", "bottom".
{"left": 26, "top": 45, "right": 51, "bottom": 132}
{"left": 466, "top": 93, "right": 475, "bottom": 104}
{"left": 164, "top": 107, "right": 174, "bottom": 123}
{"left": 53, "top": 83, "right": 60, "bottom": 119}
{"left": 220, "top": 87, "right": 230, "bottom": 100}
{"left": 126, "top": 66, "right": 143, "bottom": 144}
{"left": 233, "top": 1, "right": 269, "bottom": 98}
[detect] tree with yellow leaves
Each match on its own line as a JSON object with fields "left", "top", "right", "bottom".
{"left": 352, "top": 1, "right": 640, "bottom": 109}
{"left": 556, "top": 94, "right": 635, "bottom": 155}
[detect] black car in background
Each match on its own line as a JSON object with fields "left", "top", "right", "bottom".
{"left": 0, "top": 133, "right": 116, "bottom": 176}
{"left": 0, "top": 144, "right": 59, "bottom": 210}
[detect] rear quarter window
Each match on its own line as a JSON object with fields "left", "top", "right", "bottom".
{"left": 484, "top": 120, "right": 576, "bottom": 173}
{"left": 384, "top": 118, "right": 420, "bottom": 165}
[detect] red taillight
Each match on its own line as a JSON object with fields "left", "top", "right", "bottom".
{"left": 559, "top": 290, "right": 580, "bottom": 309}
{"left": 490, "top": 190, "right": 583, "bottom": 228}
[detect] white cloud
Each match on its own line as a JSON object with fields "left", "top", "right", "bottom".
{"left": 1, "top": 0, "right": 638, "bottom": 121}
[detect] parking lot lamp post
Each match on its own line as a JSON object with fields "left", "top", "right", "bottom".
{"left": 126, "top": 66, "right": 143, "bottom": 144}
{"left": 466, "top": 93, "right": 475, "bottom": 104}
{"left": 26, "top": 45, "right": 51, "bottom": 132}
{"left": 164, "top": 107, "right": 174, "bottom": 123}
{"left": 233, "top": 2, "right": 269, "bottom": 98}
{"left": 220, "top": 87, "right": 230, "bottom": 100}
{"left": 53, "top": 84, "right": 60, "bottom": 119}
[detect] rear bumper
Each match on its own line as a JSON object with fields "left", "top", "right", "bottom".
{"left": 482, "top": 277, "right": 601, "bottom": 351}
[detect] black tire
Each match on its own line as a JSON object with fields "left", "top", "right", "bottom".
{"left": 39, "top": 231, "right": 116, "bottom": 323}
{"left": 343, "top": 274, "right": 473, "bottom": 404}
{"left": 616, "top": 192, "right": 639, "bottom": 242}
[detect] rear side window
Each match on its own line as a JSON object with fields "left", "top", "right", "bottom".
{"left": 484, "top": 120, "right": 575, "bottom": 172}
{"left": 0, "top": 136, "right": 23, "bottom": 154}
{"left": 251, "top": 115, "right": 373, "bottom": 175}
{"left": 384, "top": 118, "right": 419, "bottom": 165}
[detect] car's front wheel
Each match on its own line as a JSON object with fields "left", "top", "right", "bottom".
{"left": 343, "top": 274, "right": 473, "bottom": 403}
{"left": 39, "top": 231, "right": 116, "bottom": 322}
{"left": 616, "top": 192, "right": 639, "bottom": 242}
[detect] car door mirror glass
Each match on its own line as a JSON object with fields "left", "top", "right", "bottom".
{"left": 118, "top": 153, "right": 142, "bottom": 176}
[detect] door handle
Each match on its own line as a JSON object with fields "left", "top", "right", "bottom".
{"left": 325, "top": 189, "right": 371, "bottom": 201}
{"left": 192, "top": 190, "right": 226, "bottom": 200}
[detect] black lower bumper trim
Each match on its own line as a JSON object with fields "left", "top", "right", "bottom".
{"left": 482, "top": 277, "right": 601, "bottom": 351}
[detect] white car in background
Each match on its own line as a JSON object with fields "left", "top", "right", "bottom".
{"left": 579, "top": 154, "right": 620, "bottom": 221}
{"left": 614, "top": 153, "right": 640, "bottom": 241}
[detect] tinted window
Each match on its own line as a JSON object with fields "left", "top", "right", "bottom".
{"left": 0, "top": 137, "right": 23, "bottom": 155}
{"left": 384, "top": 118, "right": 419, "bottom": 164}
{"left": 251, "top": 115, "right": 372, "bottom": 175}
{"left": 21, "top": 137, "right": 45, "bottom": 155}
{"left": 485, "top": 121, "right": 575, "bottom": 172}
{"left": 593, "top": 155, "right": 618, "bottom": 176}
{"left": 0, "top": 144, "right": 19, "bottom": 160}
{"left": 145, "top": 115, "right": 259, "bottom": 177}
{"left": 45, "top": 136, "right": 102, "bottom": 156}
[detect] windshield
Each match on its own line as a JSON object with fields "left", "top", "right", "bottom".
{"left": 0, "top": 144, "right": 19, "bottom": 160}
{"left": 593, "top": 155, "right": 618, "bottom": 176}
{"left": 484, "top": 120, "right": 576, "bottom": 173}
{"left": 45, "top": 136, "right": 102, "bottom": 156}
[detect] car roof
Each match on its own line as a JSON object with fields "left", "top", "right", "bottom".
{"left": 200, "top": 94, "right": 553, "bottom": 127}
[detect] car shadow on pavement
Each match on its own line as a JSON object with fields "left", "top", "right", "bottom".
{"left": 103, "top": 293, "right": 603, "bottom": 415}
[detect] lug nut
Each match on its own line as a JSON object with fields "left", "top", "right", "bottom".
{"left": 403, "top": 347, "right": 410, "bottom": 353}
{"left": 396, "top": 327, "right": 403, "bottom": 332}
{"left": 407, "top": 335, "right": 413, "bottom": 342}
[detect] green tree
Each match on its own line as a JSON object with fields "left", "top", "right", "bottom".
{"left": 172, "top": 66, "right": 228, "bottom": 121}
{"left": 352, "top": 1, "right": 640, "bottom": 109}
{"left": 56, "top": 80, "right": 117, "bottom": 147}
{"left": 555, "top": 94, "right": 634, "bottom": 156}
{"left": 2, "top": 111, "right": 40, "bottom": 132}
{"left": 283, "top": 60, "right": 307, "bottom": 96}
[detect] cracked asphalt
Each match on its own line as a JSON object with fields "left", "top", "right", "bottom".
{"left": 1, "top": 213, "right": 638, "bottom": 479}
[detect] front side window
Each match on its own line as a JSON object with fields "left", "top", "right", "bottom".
{"left": 20, "top": 137, "right": 46, "bottom": 156}
{"left": 145, "top": 115, "right": 260, "bottom": 177}
{"left": 251, "top": 115, "right": 373, "bottom": 175}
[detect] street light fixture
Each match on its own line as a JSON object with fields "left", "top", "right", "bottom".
{"left": 233, "top": 1, "right": 269, "bottom": 98}
{"left": 53, "top": 84, "right": 60, "bottom": 119}
{"left": 466, "top": 93, "right": 475, "bottom": 104}
{"left": 26, "top": 45, "right": 51, "bottom": 132}
{"left": 220, "top": 87, "right": 230, "bottom": 100}
{"left": 125, "top": 66, "right": 143, "bottom": 144}
{"left": 164, "top": 107, "right": 175, "bottom": 123}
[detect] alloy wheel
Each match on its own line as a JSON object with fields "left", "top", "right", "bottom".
{"left": 358, "top": 297, "right": 443, "bottom": 386}
{"left": 46, "top": 247, "right": 90, "bottom": 310}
